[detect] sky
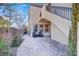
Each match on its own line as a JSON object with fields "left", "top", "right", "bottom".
{"left": 12, "top": 3, "right": 30, "bottom": 17}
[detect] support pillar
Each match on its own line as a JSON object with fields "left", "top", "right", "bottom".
{"left": 30, "top": 24, "right": 34, "bottom": 37}
{"left": 77, "top": 22, "right": 79, "bottom": 56}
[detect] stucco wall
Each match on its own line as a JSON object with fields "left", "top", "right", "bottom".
{"left": 28, "top": 6, "right": 41, "bottom": 36}
{"left": 0, "top": 27, "right": 20, "bottom": 46}
{"left": 41, "top": 8, "right": 71, "bottom": 45}
{"left": 42, "top": 10, "right": 71, "bottom": 34}
{"left": 29, "top": 4, "right": 71, "bottom": 45}
{"left": 51, "top": 23, "right": 68, "bottom": 45}
{"left": 29, "top": 6, "right": 41, "bottom": 24}
{"left": 51, "top": 14, "right": 71, "bottom": 45}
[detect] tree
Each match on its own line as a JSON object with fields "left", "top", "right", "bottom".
{"left": 0, "top": 4, "right": 27, "bottom": 37}
{"left": 0, "top": 4, "right": 18, "bottom": 25}
{"left": 0, "top": 4, "right": 26, "bottom": 29}
{"left": 0, "top": 16, "right": 10, "bottom": 27}
{"left": 14, "top": 11, "right": 25, "bottom": 28}
{"left": 14, "top": 11, "right": 26, "bottom": 36}
{"left": 68, "top": 3, "right": 79, "bottom": 56}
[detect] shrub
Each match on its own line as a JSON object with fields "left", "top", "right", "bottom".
{"left": 11, "top": 37, "right": 23, "bottom": 47}
{"left": 68, "top": 30, "right": 76, "bottom": 56}
{"left": 0, "top": 37, "right": 9, "bottom": 56}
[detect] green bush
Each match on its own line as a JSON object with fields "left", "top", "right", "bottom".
{"left": 11, "top": 37, "right": 23, "bottom": 47}
{"left": 68, "top": 30, "right": 76, "bottom": 56}
{"left": 0, "top": 37, "right": 9, "bottom": 56}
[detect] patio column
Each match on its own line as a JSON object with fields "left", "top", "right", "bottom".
{"left": 30, "top": 24, "right": 34, "bottom": 37}
{"left": 43, "top": 24, "right": 45, "bottom": 32}
{"left": 77, "top": 22, "right": 79, "bottom": 55}
{"left": 77, "top": 4, "right": 79, "bottom": 56}
{"left": 38, "top": 24, "right": 40, "bottom": 33}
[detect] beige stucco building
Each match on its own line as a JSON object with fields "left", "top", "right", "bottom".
{"left": 28, "top": 3, "right": 72, "bottom": 45}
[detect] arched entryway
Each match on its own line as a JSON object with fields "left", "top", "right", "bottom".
{"left": 39, "top": 18, "right": 51, "bottom": 37}
{"left": 32, "top": 18, "right": 51, "bottom": 37}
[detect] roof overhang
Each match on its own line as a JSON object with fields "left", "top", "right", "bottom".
{"left": 31, "top": 3, "right": 45, "bottom": 8}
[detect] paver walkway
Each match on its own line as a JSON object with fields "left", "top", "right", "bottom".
{"left": 17, "top": 35, "right": 68, "bottom": 56}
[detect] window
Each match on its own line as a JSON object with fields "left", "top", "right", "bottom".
{"left": 39, "top": 12, "right": 41, "bottom": 17}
